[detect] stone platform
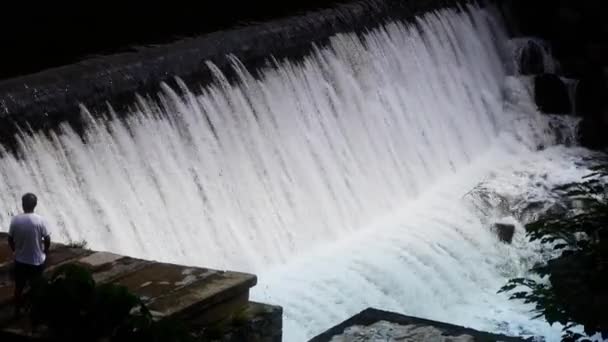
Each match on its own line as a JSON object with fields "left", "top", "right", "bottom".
{"left": 0, "top": 232, "right": 281, "bottom": 341}
{"left": 310, "top": 308, "right": 526, "bottom": 342}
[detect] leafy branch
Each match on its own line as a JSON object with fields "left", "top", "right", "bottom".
{"left": 499, "top": 162, "right": 608, "bottom": 341}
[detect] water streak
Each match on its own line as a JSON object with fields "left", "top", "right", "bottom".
{"left": 2, "top": 4, "right": 506, "bottom": 270}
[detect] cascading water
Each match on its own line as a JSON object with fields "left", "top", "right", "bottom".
{"left": 0, "top": 3, "right": 593, "bottom": 341}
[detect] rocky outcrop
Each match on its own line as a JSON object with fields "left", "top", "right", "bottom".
{"left": 499, "top": 0, "right": 608, "bottom": 150}
{"left": 534, "top": 74, "right": 571, "bottom": 114}
{"left": 310, "top": 308, "right": 526, "bottom": 341}
{"left": 574, "top": 73, "right": 608, "bottom": 149}
{"left": 499, "top": 0, "right": 607, "bottom": 77}
{"left": 518, "top": 41, "right": 545, "bottom": 75}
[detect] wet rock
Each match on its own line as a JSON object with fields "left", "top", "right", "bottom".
{"left": 519, "top": 41, "right": 545, "bottom": 75}
{"left": 310, "top": 308, "right": 526, "bottom": 342}
{"left": 545, "top": 202, "right": 569, "bottom": 216}
{"left": 500, "top": 0, "right": 607, "bottom": 77}
{"left": 534, "top": 74, "right": 571, "bottom": 114}
{"left": 492, "top": 223, "right": 515, "bottom": 244}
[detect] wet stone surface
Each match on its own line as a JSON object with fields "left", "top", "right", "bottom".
{"left": 0, "top": 232, "right": 259, "bottom": 339}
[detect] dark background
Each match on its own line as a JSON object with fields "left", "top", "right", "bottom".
{"left": 0, "top": 1, "right": 351, "bottom": 81}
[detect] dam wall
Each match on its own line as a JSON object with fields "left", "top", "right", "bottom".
{"left": 0, "top": 0, "right": 473, "bottom": 147}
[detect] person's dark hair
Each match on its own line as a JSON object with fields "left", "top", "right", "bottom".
{"left": 22, "top": 193, "right": 37, "bottom": 212}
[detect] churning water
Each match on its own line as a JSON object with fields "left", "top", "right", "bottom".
{"left": 0, "top": 4, "right": 592, "bottom": 341}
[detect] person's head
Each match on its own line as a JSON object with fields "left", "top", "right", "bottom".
{"left": 22, "top": 193, "right": 37, "bottom": 213}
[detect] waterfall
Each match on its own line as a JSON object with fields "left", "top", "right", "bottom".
{"left": 0, "top": 3, "right": 588, "bottom": 341}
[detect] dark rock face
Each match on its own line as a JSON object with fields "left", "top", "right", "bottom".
{"left": 500, "top": 0, "right": 608, "bottom": 150}
{"left": 534, "top": 74, "right": 571, "bottom": 114}
{"left": 500, "top": 0, "right": 607, "bottom": 78}
{"left": 493, "top": 223, "right": 515, "bottom": 244}
{"left": 575, "top": 73, "right": 608, "bottom": 118}
{"left": 575, "top": 73, "right": 608, "bottom": 149}
{"left": 519, "top": 40, "right": 545, "bottom": 75}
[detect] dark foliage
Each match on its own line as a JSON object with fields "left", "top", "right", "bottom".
{"left": 499, "top": 162, "right": 608, "bottom": 341}
{"left": 26, "top": 263, "right": 193, "bottom": 342}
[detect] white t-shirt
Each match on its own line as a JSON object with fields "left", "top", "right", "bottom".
{"left": 8, "top": 213, "right": 50, "bottom": 266}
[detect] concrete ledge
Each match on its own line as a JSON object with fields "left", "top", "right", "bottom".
{"left": 194, "top": 301, "right": 283, "bottom": 342}
{"left": 310, "top": 308, "right": 526, "bottom": 342}
{"left": 0, "top": 232, "right": 265, "bottom": 339}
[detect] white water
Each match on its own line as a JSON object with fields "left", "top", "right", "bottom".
{"left": 0, "top": 4, "right": 593, "bottom": 341}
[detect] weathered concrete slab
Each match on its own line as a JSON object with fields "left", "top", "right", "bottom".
{"left": 0, "top": 231, "right": 261, "bottom": 339}
{"left": 113, "top": 262, "right": 215, "bottom": 302}
{"left": 310, "top": 308, "right": 526, "bottom": 342}
{"left": 101, "top": 258, "right": 258, "bottom": 324}
{"left": 81, "top": 254, "right": 152, "bottom": 284}
{"left": 148, "top": 269, "right": 257, "bottom": 322}
{"left": 43, "top": 246, "right": 93, "bottom": 270}
{"left": 78, "top": 251, "right": 123, "bottom": 267}
{"left": 193, "top": 301, "right": 283, "bottom": 342}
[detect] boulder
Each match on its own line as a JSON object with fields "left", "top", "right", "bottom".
{"left": 545, "top": 202, "right": 569, "bottom": 216}
{"left": 492, "top": 223, "right": 515, "bottom": 244}
{"left": 534, "top": 74, "right": 571, "bottom": 114}
{"left": 310, "top": 308, "right": 526, "bottom": 342}
{"left": 519, "top": 41, "right": 545, "bottom": 75}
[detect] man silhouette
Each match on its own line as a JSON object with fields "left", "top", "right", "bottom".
{"left": 8, "top": 193, "right": 51, "bottom": 316}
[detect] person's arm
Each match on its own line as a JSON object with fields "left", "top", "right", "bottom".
{"left": 40, "top": 220, "right": 51, "bottom": 254}
{"left": 8, "top": 220, "right": 15, "bottom": 252}
{"left": 43, "top": 235, "right": 51, "bottom": 254}
{"left": 8, "top": 235, "right": 15, "bottom": 252}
